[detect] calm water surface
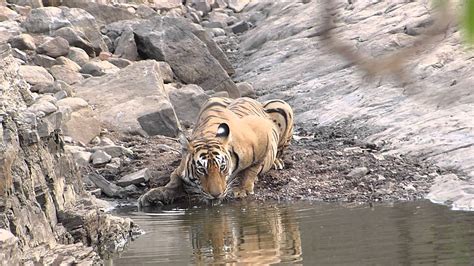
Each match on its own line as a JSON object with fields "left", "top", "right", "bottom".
{"left": 107, "top": 200, "right": 474, "bottom": 265}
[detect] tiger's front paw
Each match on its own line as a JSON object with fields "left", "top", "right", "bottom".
{"left": 138, "top": 187, "right": 176, "bottom": 208}
{"left": 273, "top": 158, "right": 285, "bottom": 170}
{"left": 232, "top": 186, "right": 254, "bottom": 199}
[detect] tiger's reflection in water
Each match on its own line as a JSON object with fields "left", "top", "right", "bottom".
{"left": 185, "top": 202, "right": 302, "bottom": 265}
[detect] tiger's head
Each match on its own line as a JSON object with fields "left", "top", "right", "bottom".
{"left": 180, "top": 123, "right": 235, "bottom": 200}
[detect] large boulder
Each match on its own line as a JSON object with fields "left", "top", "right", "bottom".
{"left": 168, "top": 84, "right": 209, "bottom": 127}
{"left": 23, "top": 7, "right": 108, "bottom": 55}
{"left": 73, "top": 60, "right": 181, "bottom": 136}
{"left": 113, "top": 26, "right": 138, "bottom": 61}
{"left": 61, "top": 1, "right": 136, "bottom": 25}
{"left": 133, "top": 16, "right": 239, "bottom": 98}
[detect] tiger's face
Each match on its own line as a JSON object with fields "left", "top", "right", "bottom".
{"left": 180, "top": 123, "right": 235, "bottom": 200}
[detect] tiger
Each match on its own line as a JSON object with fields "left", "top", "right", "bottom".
{"left": 138, "top": 97, "right": 294, "bottom": 207}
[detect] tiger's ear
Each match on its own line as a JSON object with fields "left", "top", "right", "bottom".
{"left": 216, "top": 123, "right": 231, "bottom": 143}
{"left": 179, "top": 132, "right": 192, "bottom": 154}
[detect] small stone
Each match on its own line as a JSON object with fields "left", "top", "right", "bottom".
{"left": 11, "top": 48, "right": 28, "bottom": 62}
{"left": 53, "top": 90, "right": 68, "bottom": 100}
{"left": 33, "top": 54, "right": 57, "bottom": 68}
{"left": 49, "top": 65, "right": 84, "bottom": 85}
{"left": 36, "top": 36, "right": 70, "bottom": 58}
{"left": 67, "top": 47, "right": 90, "bottom": 67}
{"left": 27, "top": 100, "right": 57, "bottom": 115}
{"left": 157, "top": 61, "right": 173, "bottom": 83}
{"left": 19, "top": 65, "right": 54, "bottom": 86}
{"left": 56, "top": 97, "right": 88, "bottom": 111}
{"left": 107, "top": 57, "right": 132, "bottom": 68}
{"left": 71, "top": 150, "right": 92, "bottom": 166}
{"left": 80, "top": 60, "right": 120, "bottom": 76}
{"left": 105, "top": 158, "right": 121, "bottom": 173}
{"left": 136, "top": 4, "right": 156, "bottom": 18}
{"left": 8, "top": 33, "right": 36, "bottom": 50}
{"left": 55, "top": 56, "right": 81, "bottom": 72}
{"left": 116, "top": 168, "right": 151, "bottom": 187}
{"left": 227, "top": 0, "right": 250, "bottom": 12}
{"left": 236, "top": 82, "right": 256, "bottom": 98}
{"left": 99, "top": 51, "right": 112, "bottom": 61}
{"left": 53, "top": 26, "right": 94, "bottom": 56}
{"left": 91, "top": 150, "right": 112, "bottom": 165}
{"left": 99, "top": 137, "right": 115, "bottom": 146}
{"left": 114, "top": 27, "right": 138, "bottom": 61}
{"left": 231, "top": 20, "right": 250, "bottom": 34}
{"left": 90, "top": 145, "right": 133, "bottom": 158}
{"left": 193, "top": 0, "right": 211, "bottom": 14}
{"left": 347, "top": 167, "right": 369, "bottom": 178}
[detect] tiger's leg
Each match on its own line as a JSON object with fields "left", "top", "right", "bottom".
{"left": 273, "top": 148, "right": 287, "bottom": 170}
{"left": 138, "top": 168, "right": 184, "bottom": 207}
{"left": 233, "top": 164, "right": 262, "bottom": 198}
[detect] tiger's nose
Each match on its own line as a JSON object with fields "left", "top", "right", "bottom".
{"left": 210, "top": 191, "right": 223, "bottom": 199}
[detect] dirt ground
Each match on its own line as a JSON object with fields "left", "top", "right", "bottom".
{"left": 90, "top": 119, "right": 444, "bottom": 205}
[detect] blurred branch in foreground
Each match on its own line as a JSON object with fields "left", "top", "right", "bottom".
{"left": 320, "top": 0, "right": 455, "bottom": 83}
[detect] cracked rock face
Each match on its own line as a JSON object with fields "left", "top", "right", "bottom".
{"left": 0, "top": 45, "right": 137, "bottom": 264}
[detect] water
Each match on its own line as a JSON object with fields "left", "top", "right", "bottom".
{"left": 108, "top": 200, "right": 474, "bottom": 265}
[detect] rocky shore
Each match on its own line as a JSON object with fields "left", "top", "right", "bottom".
{"left": 0, "top": 0, "right": 472, "bottom": 263}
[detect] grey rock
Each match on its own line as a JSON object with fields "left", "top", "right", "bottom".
{"left": 73, "top": 60, "right": 179, "bottom": 136}
{"left": 230, "top": 20, "right": 250, "bottom": 34}
{"left": 22, "top": 7, "right": 70, "bottom": 33}
{"left": 71, "top": 150, "right": 92, "bottom": 166}
{"left": 134, "top": 16, "right": 239, "bottom": 98}
{"left": 53, "top": 27, "right": 94, "bottom": 56}
{"left": 49, "top": 65, "right": 84, "bottom": 85}
{"left": 0, "top": 229, "right": 19, "bottom": 265}
{"left": 37, "top": 110, "right": 64, "bottom": 137}
{"left": 116, "top": 168, "right": 151, "bottom": 187}
{"left": 12, "top": 0, "right": 43, "bottom": 8}
{"left": 208, "top": 11, "right": 231, "bottom": 26}
{"left": 169, "top": 84, "right": 209, "bottom": 127}
{"left": 192, "top": 0, "right": 211, "bottom": 14}
{"left": 36, "top": 36, "right": 70, "bottom": 58}
{"left": 56, "top": 97, "right": 88, "bottom": 111}
{"left": 61, "top": 1, "right": 136, "bottom": 26}
{"left": 201, "top": 20, "right": 226, "bottom": 29}
{"left": 0, "top": 6, "right": 19, "bottom": 22}
{"left": 39, "top": 80, "right": 74, "bottom": 95}
{"left": 137, "top": 99, "right": 180, "bottom": 137}
{"left": 206, "top": 27, "right": 226, "bottom": 37}
{"left": 227, "top": 0, "right": 250, "bottom": 12}
{"left": 91, "top": 150, "right": 112, "bottom": 165}
{"left": 8, "top": 33, "right": 36, "bottom": 50}
{"left": 99, "top": 137, "right": 115, "bottom": 146}
{"left": 55, "top": 56, "right": 81, "bottom": 72}
{"left": 67, "top": 47, "right": 89, "bottom": 67}
{"left": 19, "top": 65, "right": 54, "bottom": 86}
{"left": 53, "top": 90, "right": 68, "bottom": 100}
{"left": 80, "top": 60, "right": 120, "bottom": 76}
{"left": 27, "top": 100, "right": 57, "bottom": 115}
{"left": 114, "top": 27, "right": 138, "bottom": 61}
{"left": 136, "top": 4, "right": 156, "bottom": 18}
{"left": 107, "top": 57, "right": 132, "bottom": 68}
{"left": 157, "top": 61, "right": 173, "bottom": 83}
{"left": 62, "top": 107, "right": 101, "bottom": 144}
{"left": 236, "top": 82, "right": 256, "bottom": 98}
{"left": 213, "top": 0, "right": 227, "bottom": 8}
{"left": 90, "top": 145, "right": 133, "bottom": 158}
{"left": 33, "top": 54, "right": 57, "bottom": 68}
{"left": 11, "top": 48, "right": 27, "bottom": 62}
{"left": 347, "top": 167, "right": 369, "bottom": 179}
{"left": 153, "top": 0, "right": 182, "bottom": 9}
{"left": 23, "top": 7, "right": 108, "bottom": 55}
{"left": 86, "top": 171, "right": 124, "bottom": 198}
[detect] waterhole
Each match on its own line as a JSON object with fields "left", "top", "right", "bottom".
{"left": 107, "top": 200, "right": 474, "bottom": 265}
